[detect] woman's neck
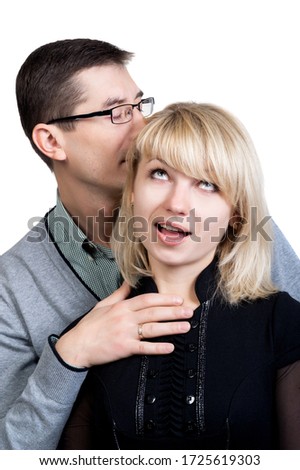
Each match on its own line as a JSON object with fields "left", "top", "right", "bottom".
{"left": 148, "top": 253, "right": 215, "bottom": 310}
{"left": 155, "top": 275, "right": 200, "bottom": 310}
{"left": 149, "top": 263, "right": 200, "bottom": 310}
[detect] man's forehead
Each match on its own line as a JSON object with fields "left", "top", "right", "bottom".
{"left": 75, "top": 65, "right": 142, "bottom": 106}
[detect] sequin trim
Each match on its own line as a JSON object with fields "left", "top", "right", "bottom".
{"left": 136, "top": 356, "right": 149, "bottom": 436}
{"left": 196, "top": 300, "right": 210, "bottom": 433}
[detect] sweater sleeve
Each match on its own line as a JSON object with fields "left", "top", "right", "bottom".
{"left": 0, "top": 266, "right": 88, "bottom": 450}
{"left": 0, "top": 224, "right": 98, "bottom": 450}
{"left": 271, "top": 221, "right": 300, "bottom": 301}
{"left": 0, "top": 328, "right": 87, "bottom": 450}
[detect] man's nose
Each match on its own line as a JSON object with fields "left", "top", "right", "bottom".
{"left": 131, "top": 108, "right": 147, "bottom": 133}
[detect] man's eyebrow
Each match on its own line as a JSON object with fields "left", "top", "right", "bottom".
{"left": 104, "top": 90, "right": 144, "bottom": 108}
{"left": 135, "top": 90, "right": 144, "bottom": 100}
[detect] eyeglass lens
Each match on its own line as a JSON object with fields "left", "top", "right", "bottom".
{"left": 111, "top": 99, "right": 153, "bottom": 124}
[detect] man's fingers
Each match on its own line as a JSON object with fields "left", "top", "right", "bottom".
{"left": 127, "top": 292, "right": 184, "bottom": 311}
{"left": 137, "top": 305, "right": 193, "bottom": 325}
{"left": 96, "top": 282, "right": 131, "bottom": 308}
{"left": 130, "top": 319, "right": 192, "bottom": 356}
{"left": 136, "top": 341, "right": 175, "bottom": 355}
{"left": 138, "top": 320, "right": 191, "bottom": 339}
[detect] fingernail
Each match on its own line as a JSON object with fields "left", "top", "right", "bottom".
{"left": 180, "top": 321, "right": 191, "bottom": 331}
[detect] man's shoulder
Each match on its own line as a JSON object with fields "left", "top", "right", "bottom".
{"left": 0, "top": 216, "right": 70, "bottom": 289}
{"left": 1, "top": 217, "right": 55, "bottom": 265}
{"left": 272, "top": 220, "right": 299, "bottom": 260}
{"left": 271, "top": 220, "right": 300, "bottom": 301}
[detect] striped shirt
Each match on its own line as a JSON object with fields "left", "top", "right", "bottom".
{"left": 47, "top": 195, "right": 122, "bottom": 300}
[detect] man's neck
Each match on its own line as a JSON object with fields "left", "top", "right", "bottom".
{"left": 59, "top": 189, "right": 120, "bottom": 247}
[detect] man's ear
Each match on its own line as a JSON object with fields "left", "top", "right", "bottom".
{"left": 32, "top": 123, "right": 67, "bottom": 162}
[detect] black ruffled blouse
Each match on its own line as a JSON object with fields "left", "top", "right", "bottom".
{"left": 58, "top": 260, "right": 300, "bottom": 450}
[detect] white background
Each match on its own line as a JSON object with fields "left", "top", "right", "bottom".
{"left": 0, "top": 0, "right": 299, "bottom": 256}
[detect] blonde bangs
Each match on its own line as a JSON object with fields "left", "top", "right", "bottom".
{"left": 136, "top": 103, "right": 258, "bottom": 213}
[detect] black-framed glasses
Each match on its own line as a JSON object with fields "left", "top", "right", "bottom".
{"left": 47, "top": 97, "right": 155, "bottom": 125}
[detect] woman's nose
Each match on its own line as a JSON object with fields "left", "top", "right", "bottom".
{"left": 165, "top": 184, "right": 190, "bottom": 216}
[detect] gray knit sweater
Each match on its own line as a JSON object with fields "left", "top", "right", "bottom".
{"left": 0, "top": 219, "right": 299, "bottom": 449}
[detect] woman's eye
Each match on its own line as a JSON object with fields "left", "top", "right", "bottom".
{"left": 199, "top": 180, "right": 218, "bottom": 192}
{"left": 151, "top": 169, "right": 169, "bottom": 180}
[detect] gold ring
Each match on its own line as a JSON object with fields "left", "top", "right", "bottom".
{"left": 138, "top": 323, "right": 144, "bottom": 339}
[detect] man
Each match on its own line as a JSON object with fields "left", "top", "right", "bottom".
{"left": 0, "top": 39, "right": 299, "bottom": 450}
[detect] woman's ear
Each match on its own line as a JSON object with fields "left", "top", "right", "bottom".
{"left": 228, "top": 212, "right": 244, "bottom": 238}
{"left": 229, "top": 214, "right": 238, "bottom": 227}
{"left": 32, "top": 124, "right": 67, "bottom": 162}
{"left": 229, "top": 206, "right": 241, "bottom": 226}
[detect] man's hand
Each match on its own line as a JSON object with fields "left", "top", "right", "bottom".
{"left": 55, "top": 283, "right": 193, "bottom": 368}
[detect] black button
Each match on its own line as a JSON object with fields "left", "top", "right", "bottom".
{"left": 186, "top": 343, "right": 197, "bottom": 352}
{"left": 82, "top": 239, "right": 97, "bottom": 258}
{"left": 191, "top": 319, "right": 199, "bottom": 329}
{"left": 186, "top": 395, "right": 195, "bottom": 405}
{"left": 187, "top": 368, "right": 196, "bottom": 378}
{"left": 145, "top": 419, "right": 156, "bottom": 431}
{"left": 148, "top": 369, "right": 159, "bottom": 378}
{"left": 146, "top": 394, "right": 156, "bottom": 404}
{"left": 184, "top": 420, "right": 197, "bottom": 433}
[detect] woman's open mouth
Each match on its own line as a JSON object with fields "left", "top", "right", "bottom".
{"left": 156, "top": 223, "right": 191, "bottom": 245}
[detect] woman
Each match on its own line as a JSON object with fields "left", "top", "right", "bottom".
{"left": 59, "top": 102, "right": 300, "bottom": 449}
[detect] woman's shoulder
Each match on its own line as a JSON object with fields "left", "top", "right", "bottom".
{"left": 271, "top": 290, "right": 300, "bottom": 312}
{"left": 238, "top": 290, "right": 300, "bottom": 312}
{"left": 265, "top": 291, "right": 300, "bottom": 366}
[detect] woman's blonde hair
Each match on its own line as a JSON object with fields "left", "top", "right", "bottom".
{"left": 112, "top": 102, "right": 277, "bottom": 304}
